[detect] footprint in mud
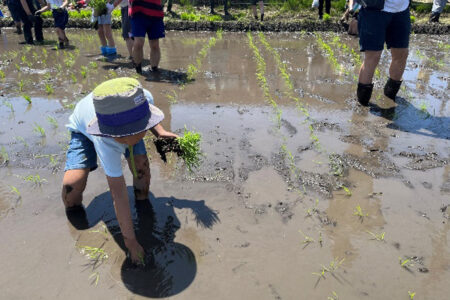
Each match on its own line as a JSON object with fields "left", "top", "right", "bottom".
{"left": 68, "top": 188, "right": 219, "bottom": 298}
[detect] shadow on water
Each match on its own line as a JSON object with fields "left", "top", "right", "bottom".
{"left": 67, "top": 187, "right": 220, "bottom": 298}
{"left": 100, "top": 60, "right": 188, "bottom": 84}
{"left": 369, "top": 97, "right": 450, "bottom": 140}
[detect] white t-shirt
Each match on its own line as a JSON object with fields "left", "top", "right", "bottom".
{"left": 120, "top": 0, "right": 128, "bottom": 8}
{"left": 48, "top": 0, "right": 64, "bottom": 9}
{"left": 66, "top": 89, "right": 154, "bottom": 177}
{"left": 383, "top": 0, "right": 409, "bottom": 13}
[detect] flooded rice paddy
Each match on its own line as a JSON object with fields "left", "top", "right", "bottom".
{"left": 0, "top": 28, "right": 449, "bottom": 299}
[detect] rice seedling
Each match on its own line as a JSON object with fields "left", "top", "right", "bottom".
{"left": 47, "top": 116, "right": 58, "bottom": 128}
{"left": 9, "top": 185, "right": 21, "bottom": 197}
{"left": 89, "top": 272, "right": 100, "bottom": 286}
{"left": 15, "top": 63, "right": 21, "bottom": 71}
{"left": 299, "top": 229, "right": 315, "bottom": 248}
{"left": 43, "top": 73, "right": 52, "bottom": 81}
{"left": 166, "top": 90, "right": 178, "bottom": 105}
{"left": 15, "top": 136, "right": 28, "bottom": 147}
{"left": 323, "top": 13, "right": 331, "bottom": 21}
{"left": 89, "top": 61, "right": 98, "bottom": 70}
{"left": 22, "top": 94, "right": 32, "bottom": 104}
{"left": 0, "top": 70, "right": 5, "bottom": 79}
{"left": 312, "top": 258, "right": 345, "bottom": 283}
{"left": 327, "top": 291, "right": 339, "bottom": 300}
{"left": 22, "top": 174, "right": 47, "bottom": 185}
{"left": 0, "top": 146, "right": 9, "bottom": 164}
{"left": 399, "top": 257, "right": 414, "bottom": 270}
{"left": 367, "top": 230, "right": 385, "bottom": 241}
{"left": 45, "top": 83, "right": 54, "bottom": 95}
{"left": 70, "top": 73, "right": 77, "bottom": 83}
{"left": 33, "top": 123, "right": 46, "bottom": 137}
{"left": 21, "top": 55, "right": 27, "bottom": 64}
{"left": 353, "top": 205, "right": 368, "bottom": 221}
{"left": 341, "top": 185, "right": 352, "bottom": 196}
{"left": 107, "top": 69, "right": 118, "bottom": 79}
{"left": 408, "top": 291, "right": 416, "bottom": 299}
{"left": 177, "top": 128, "right": 202, "bottom": 173}
{"left": 3, "top": 100, "right": 14, "bottom": 112}
{"left": 79, "top": 245, "right": 108, "bottom": 269}
{"left": 18, "top": 79, "right": 25, "bottom": 92}
{"left": 306, "top": 199, "right": 319, "bottom": 217}
{"left": 80, "top": 66, "right": 88, "bottom": 78}
{"left": 89, "top": 224, "right": 109, "bottom": 239}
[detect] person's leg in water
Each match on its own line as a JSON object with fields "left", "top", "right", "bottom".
{"left": 126, "top": 154, "right": 150, "bottom": 201}
{"left": 224, "top": 0, "right": 230, "bottom": 16}
{"left": 126, "top": 37, "right": 134, "bottom": 59}
{"left": 357, "top": 50, "right": 382, "bottom": 105}
{"left": 325, "top": 0, "right": 331, "bottom": 15}
{"left": 149, "top": 39, "right": 161, "bottom": 71}
{"left": 97, "top": 24, "right": 108, "bottom": 55}
{"left": 252, "top": 1, "right": 258, "bottom": 20}
{"left": 429, "top": 0, "right": 447, "bottom": 22}
{"left": 132, "top": 37, "right": 145, "bottom": 74}
{"left": 259, "top": 1, "right": 264, "bottom": 20}
{"left": 318, "top": 0, "right": 324, "bottom": 19}
{"left": 121, "top": 6, "right": 133, "bottom": 58}
{"left": 103, "top": 23, "right": 116, "bottom": 55}
{"left": 210, "top": 0, "right": 215, "bottom": 14}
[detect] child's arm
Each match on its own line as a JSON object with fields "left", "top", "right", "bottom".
{"left": 20, "top": 0, "right": 33, "bottom": 16}
{"left": 106, "top": 175, "right": 145, "bottom": 264}
{"left": 35, "top": 1, "right": 50, "bottom": 14}
{"left": 61, "top": 0, "right": 69, "bottom": 9}
{"left": 150, "top": 124, "right": 178, "bottom": 138}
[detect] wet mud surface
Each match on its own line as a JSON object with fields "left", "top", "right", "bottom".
{"left": 0, "top": 29, "right": 449, "bottom": 299}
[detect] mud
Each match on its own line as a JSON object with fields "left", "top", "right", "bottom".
{"left": 1, "top": 17, "right": 450, "bottom": 33}
{"left": 0, "top": 29, "right": 449, "bottom": 300}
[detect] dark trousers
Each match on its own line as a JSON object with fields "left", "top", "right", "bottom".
{"left": 18, "top": 0, "right": 43, "bottom": 43}
{"left": 210, "top": 0, "right": 229, "bottom": 13}
{"left": 319, "top": 0, "right": 331, "bottom": 17}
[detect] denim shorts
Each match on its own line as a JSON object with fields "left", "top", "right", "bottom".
{"left": 93, "top": 13, "right": 112, "bottom": 25}
{"left": 52, "top": 8, "right": 68, "bottom": 30}
{"left": 64, "top": 131, "right": 147, "bottom": 172}
{"left": 131, "top": 15, "right": 165, "bottom": 40}
{"left": 121, "top": 6, "right": 132, "bottom": 39}
{"left": 358, "top": 7, "right": 411, "bottom": 51}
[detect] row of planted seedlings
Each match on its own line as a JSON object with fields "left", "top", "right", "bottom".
{"left": 315, "top": 33, "right": 422, "bottom": 298}
{"left": 253, "top": 32, "right": 349, "bottom": 296}
{"left": 184, "top": 29, "right": 224, "bottom": 83}
{"left": 254, "top": 32, "right": 419, "bottom": 297}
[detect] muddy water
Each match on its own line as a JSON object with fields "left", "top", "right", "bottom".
{"left": 0, "top": 28, "right": 449, "bottom": 299}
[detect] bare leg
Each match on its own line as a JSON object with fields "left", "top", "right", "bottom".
{"left": 259, "top": 1, "right": 264, "bottom": 15}
{"left": 126, "top": 154, "right": 150, "bottom": 201}
{"left": 97, "top": 25, "right": 107, "bottom": 47}
{"left": 132, "top": 37, "right": 145, "bottom": 65}
{"left": 103, "top": 24, "right": 115, "bottom": 47}
{"left": 125, "top": 37, "right": 134, "bottom": 58}
{"left": 358, "top": 50, "right": 382, "bottom": 84}
{"left": 61, "top": 169, "right": 90, "bottom": 208}
{"left": 252, "top": 5, "right": 257, "bottom": 18}
{"left": 149, "top": 39, "right": 161, "bottom": 68}
{"left": 389, "top": 48, "right": 408, "bottom": 81}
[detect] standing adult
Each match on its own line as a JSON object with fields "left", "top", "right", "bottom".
{"left": 210, "top": 0, "right": 229, "bottom": 16}
{"left": 129, "top": 0, "right": 164, "bottom": 74}
{"left": 113, "top": 0, "right": 133, "bottom": 59}
{"left": 429, "top": 0, "right": 447, "bottom": 22}
{"left": 251, "top": 0, "right": 263, "bottom": 21}
{"left": 6, "top": 0, "right": 23, "bottom": 34}
{"left": 18, "top": 0, "right": 44, "bottom": 44}
{"left": 356, "top": 0, "right": 411, "bottom": 106}
{"left": 318, "top": 0, "right": 331, "bottom": 20}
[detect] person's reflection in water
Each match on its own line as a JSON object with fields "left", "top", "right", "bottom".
{"left": 67, "top": 188, "right": 220, "bottom": 298}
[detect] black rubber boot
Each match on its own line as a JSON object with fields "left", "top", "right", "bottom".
{"left": 357, "top": 83, "right": 373, "bottom": 106}
{"left": 384, "top": 78, "right": 402, "bottom": 100}
{"left": 135, "top": 63, "right": 142, "bottom": 74}
{"left": 429, "top": 12, "right": 440, "bottom": 23}
{"left": 261, "top": 13, "right": 264, "bottom": 21}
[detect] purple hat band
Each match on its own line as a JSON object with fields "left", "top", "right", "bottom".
{"left": 96, "top": 101, "right": 150, "bottom": 127}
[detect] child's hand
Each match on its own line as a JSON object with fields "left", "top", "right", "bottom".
{"left": 124, "top": 237, "right": 145, "bottom": 265}
{"left": 151, "top": 124, "right": 179, "bottom": 139}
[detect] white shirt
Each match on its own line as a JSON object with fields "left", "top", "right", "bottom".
{"left": 48, "top": 0, "right": 64, "bottom": 9}
{"left": 66, "top": 89, "right": 154, "bottom": 177}
{"left": 383, "top": 0, "right": 409, "bottom": 13}
{"left": 120, "top": 0, "right": 128, "bottom": 8}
